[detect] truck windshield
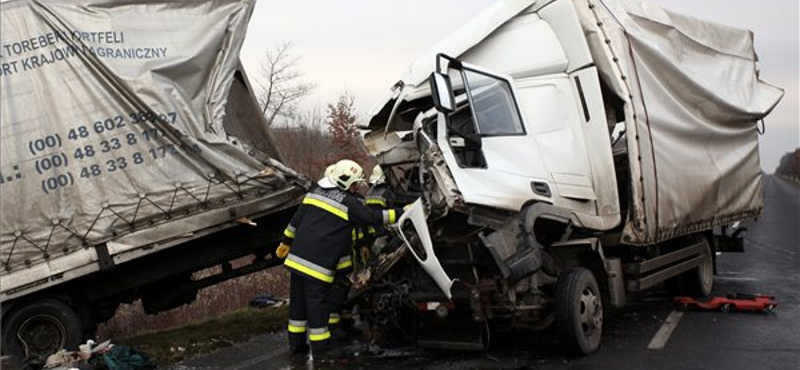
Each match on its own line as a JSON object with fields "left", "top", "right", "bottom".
{"left": 463, "top": 69, "right": 524, "bottom": 136}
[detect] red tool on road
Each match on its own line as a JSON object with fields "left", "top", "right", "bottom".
{"left": 674, "top": 293, "right": 778, "bottom": 313}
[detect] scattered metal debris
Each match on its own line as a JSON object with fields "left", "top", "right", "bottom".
{"left": 248, "top": 294, "right": 288, "bottom": 308}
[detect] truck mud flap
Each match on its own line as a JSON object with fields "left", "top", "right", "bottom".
{"left": 396, "top": 200, "right": 455, "bottom": 299}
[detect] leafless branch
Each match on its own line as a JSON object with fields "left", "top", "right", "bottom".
{"left": 256, "top": 42, "right": 316, "bottom": 128}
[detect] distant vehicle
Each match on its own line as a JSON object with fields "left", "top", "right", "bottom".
{"left": 356, "top": 0, "right": 783, "bottom": 355}
{"left": 0, "top": 0, "right": 306, "bottom": 362}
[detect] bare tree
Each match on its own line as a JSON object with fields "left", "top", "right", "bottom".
{"left": 327, "top": 91, "right": 371, "bottom": 165}
{"left": 270, "top": 93, "right": 375, "bottom": 179}
{"left": 270, "top": 105, "right": 337, "bottom": 177}
{"left": 256, "top": 43, "right": 315, "bottom": 127}
{"left": 327, "top": 92, "right": 358, "bottom": 150}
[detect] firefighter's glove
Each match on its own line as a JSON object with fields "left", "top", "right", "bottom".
{"left": 276, "top": 243, "right": 291, "bottom": 259}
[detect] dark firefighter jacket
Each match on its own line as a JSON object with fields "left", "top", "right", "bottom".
{"left": 365, "top": 183, "right": 418, "bottom": 209}
{"left": 281, "top": 181, "right": 403, "bottom": 283}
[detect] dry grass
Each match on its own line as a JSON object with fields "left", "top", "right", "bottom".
{"left": 86, "top": 267, "right": 288, "bottom": 366}
{"left": 118, "top": 306, "right": 288, "bottom": 365}
{"left": 98, "top": 263, "right": 289, "bottom": 339}
{"left": 94, "top": 266, "right": 290, "bottom": 365}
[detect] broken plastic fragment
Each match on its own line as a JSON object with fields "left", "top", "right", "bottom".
{"left": 256, "top": 167, "right": 275, "bottom": 177}
{"left": 236, "top": 217, "right": 257, "bottom": 226}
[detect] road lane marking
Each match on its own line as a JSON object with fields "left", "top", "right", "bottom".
{"left": 714, "top": 276, "right": 759, "bottom": 282}
{"left": 647, "top": 310, "right": 684, "bottom": 349}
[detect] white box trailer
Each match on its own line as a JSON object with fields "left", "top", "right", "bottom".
{"left": 359, "top": 0, "right": 783, "bottom": 355}
{"left": 0, "top": 0, "right": 306, "bottom": 361}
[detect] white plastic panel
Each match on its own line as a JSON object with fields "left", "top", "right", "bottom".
{"left": 538, "top": 0, "right": 594, "bottom": 72}
{"left": 396, "top": 200, "right": 454, "bottom": 299}
{"left": 462, "top": 12, "right": 568, "bottom": 80}
{"left": 569, "top": 67, "right": 620, "bottom": 218}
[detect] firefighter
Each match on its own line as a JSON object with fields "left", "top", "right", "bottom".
{"left": 276, "top": 159, "right": 404, "bottom": 360}
{"left": 365, "top": 165, "right": 418, "bottom": 209}
{"left": 363, "top": 165, "right": 418, "bottom": 257}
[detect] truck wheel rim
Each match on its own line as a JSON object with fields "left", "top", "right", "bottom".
{"left": 17, "top": 314, "right": 67, "bottom": 358}
{"left": 579, "top": 287, "right": 602, "bottom": 335}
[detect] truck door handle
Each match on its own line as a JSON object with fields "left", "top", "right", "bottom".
{"left": 449, "top": 136, "right": 466, "bottom": 148}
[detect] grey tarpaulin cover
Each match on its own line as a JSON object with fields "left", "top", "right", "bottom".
{"left": 0, "top": 0, "right": 296, "bottom": 290}
{"left": 573, "top": 0, "right": 783, "bottom": 244}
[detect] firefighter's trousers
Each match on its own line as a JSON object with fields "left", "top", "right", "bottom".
{"left": 287, "top": 272, "right": 333, "bottom": 353}
{"left": 327, "top": 272, "right": 352, "bottom": 334}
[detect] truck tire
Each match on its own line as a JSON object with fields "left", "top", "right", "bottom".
{"left": 1, "top": 299, "right": 82, "bottom": 362}
{"left": 555, "top": 268, "right": 603, "bottom": 356}
{"left": 665, "top": 239, "right": 713, "bottom": 297}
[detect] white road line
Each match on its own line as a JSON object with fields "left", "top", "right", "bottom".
{"left": 647, "top": 310, "right": 684, "bottom": 349}
{"left": 714, "top": 276, "right": 759, "bottom": 282}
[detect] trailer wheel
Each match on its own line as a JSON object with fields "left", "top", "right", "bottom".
{"left": 1, "top": 299, "right": 82, "bottom": 362}
{"left": 555, "top": 268, "right": 603, "bottom": 356}
{"left": 665, "top": 239, "right": 714, "bottom": 297}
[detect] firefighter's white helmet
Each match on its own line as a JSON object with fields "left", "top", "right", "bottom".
{"left": 369, "top": 165, "right": 385, "bottom": 185}
{"left": 328, "top": 159, "right": 364, "bottom": 190}
{"left": 324, "top": 164, "right": 335, "bottom": 179}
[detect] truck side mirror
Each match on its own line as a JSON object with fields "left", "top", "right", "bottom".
{"left": 430, "top": 72, "right": 455, "bottom": 114}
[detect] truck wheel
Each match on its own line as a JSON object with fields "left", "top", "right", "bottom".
{"left": 1, "top": 299, "right": 82, "bottom": 362}
{"left": 555, "top": 268, "right": 603, "bottom": 356}
{"left": 665, "top": 239, "right": 714, "bottom": 297}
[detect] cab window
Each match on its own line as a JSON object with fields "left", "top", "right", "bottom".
{"left": 463, "top": 69, "right": 525, "bottom": 136}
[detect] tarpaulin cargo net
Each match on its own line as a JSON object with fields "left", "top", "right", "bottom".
{"left": 2, "top": 170, "right": 288, "bottom": 270}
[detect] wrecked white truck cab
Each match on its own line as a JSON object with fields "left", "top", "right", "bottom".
{"left": 362, "top": 0, "right": 782, "bottom": 355}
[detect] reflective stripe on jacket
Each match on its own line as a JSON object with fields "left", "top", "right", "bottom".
{"left": 285, "top": 254, "right": 335, "bottom": 283}
{"left": 336, "top": 254, "right": 353, "bottom": 271}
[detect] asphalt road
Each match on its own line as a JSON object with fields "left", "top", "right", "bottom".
{"left": 168, "top": 175, "right": 799, "bottom": 370}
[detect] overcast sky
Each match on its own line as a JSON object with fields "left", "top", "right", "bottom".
{"left": 240, "top": 0, "right": 799, "bottom": 172}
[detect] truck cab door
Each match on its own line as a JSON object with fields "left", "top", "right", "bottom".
{"left": 430, "top": 56, "right": 551, "bottom": 211}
